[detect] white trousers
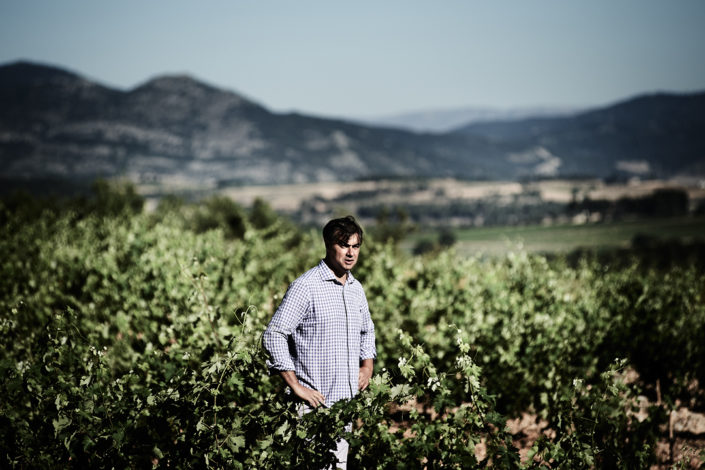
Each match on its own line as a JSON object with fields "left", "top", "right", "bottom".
{"left": 298, "top": 404, "right": 350, "bottom": 470}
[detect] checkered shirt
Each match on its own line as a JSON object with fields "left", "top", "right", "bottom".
{"left": 263, "top": 259, "right": 377, "bottom": 405}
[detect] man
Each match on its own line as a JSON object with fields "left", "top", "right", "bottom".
{"left": 263, "top": 216, "right": 376, "bottom": 468}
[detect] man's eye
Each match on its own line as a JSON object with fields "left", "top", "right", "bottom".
{"left": 338, "top": 243, "right": 361, "bottom": 249}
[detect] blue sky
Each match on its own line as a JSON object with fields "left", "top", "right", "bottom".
{"left": 1, "top": 1, "right": 704, "bottom": 117}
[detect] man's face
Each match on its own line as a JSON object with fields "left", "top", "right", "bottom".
{"left": 326, "top": 233, "right": 361, "bottom": 273}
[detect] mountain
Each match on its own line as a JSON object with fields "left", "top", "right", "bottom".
{"left": 352, "top": 105, "right": 580, "bottom": 133}
{"left": 0, "top": 61, "right": 510, "bottom": 189}
{"left": 453, "top": 92, "right": 705, "bottom": 179}
{"left": 1, "top": 60, "right": 704, "bottom": 193}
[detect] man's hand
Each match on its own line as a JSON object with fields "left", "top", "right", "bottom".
{"left": 279, "top": 370, "right": 326, "bottom": 407}
{"left": 292, "top": 384, "right": 326, "bottom": 408}
{"left": 358, "top": 359, "right": 374, "bottom": 391}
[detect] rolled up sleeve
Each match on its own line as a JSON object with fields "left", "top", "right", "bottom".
{"left": 359, "top": 290, "right": 377, "bottom": 361}
{"left": 263, "top": 281, "right": 309, "bottom": 372}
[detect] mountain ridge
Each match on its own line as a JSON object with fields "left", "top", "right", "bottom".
{"left": 454, "top": 91, "right": 705, "bottom": 178}
{"left": 353, "top": 105, "right": 581, "bottom": 133}
{"left": 1, "top": 60, "right": 703, "bottom": 192}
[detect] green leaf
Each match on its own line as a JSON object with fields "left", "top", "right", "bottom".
{"left": 53, "top": 415, "right": 71, "bottom": 436}
{"left": 275, "top": 421, "right": 289, "bottom": 437}
{"left": 196, "top": 417, "right": 208, "bottom": 432}
{"left": 112, "top": 429, "right": 125, "bottom": 446}
{"left": 230, "top": 434, "right": 245, "bottom": 452}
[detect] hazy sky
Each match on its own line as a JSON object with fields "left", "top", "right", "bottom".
{"left": 1, "top": 1, "right": 704, "bottom": 117}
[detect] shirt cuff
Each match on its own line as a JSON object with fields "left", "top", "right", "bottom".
{"left": 266, "top": 357, "right": 296, "bottom": 373}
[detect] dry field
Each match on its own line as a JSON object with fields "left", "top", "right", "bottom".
{"left": 216, "top": 178, "right": 705, "bottom": 213}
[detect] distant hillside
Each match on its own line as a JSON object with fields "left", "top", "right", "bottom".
{"left": 0, "top": 61, "right": 509, "bottom": 189}
{"left": 1, "top": 61, "right": 703, "bottom": 193}
{"left": 454, "top": 92, "right": 705, "bottom": 179}
{"left": 353, "top": 105, "right": 579, "bottom": 133}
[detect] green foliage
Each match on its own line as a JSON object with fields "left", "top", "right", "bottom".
{"left": 412, "top": 229, "right": 456, "bottom": 255}
{"left": 2, "top": 191, "right": 701, "bottom": 468}
{"left": 87, "top": 179, "right": 144, "bottom": 217}
{"left": 370, "top": 206, "right": 415, "bottom": 245}
{"left": 525, "top": 359, "right": 665, "bottom": 468}
{"left": 596, "top": 265, "right": 705, "bottom": 400}
{"left": 249, "top": 198, "right": 279, "bottom": 230}
{"left": 191, "top": 196, "right": 248, "bottom": 239}
{"left": 412, "top": 238, "right": 437, "bottom": 256}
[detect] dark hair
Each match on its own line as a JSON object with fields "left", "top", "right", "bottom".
{"left": 322, "top": 216, "right": 363, "bottom": 248}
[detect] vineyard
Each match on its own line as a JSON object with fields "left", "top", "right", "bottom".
{"left": 1, "top": 183, "right": 704, "bottom": 469}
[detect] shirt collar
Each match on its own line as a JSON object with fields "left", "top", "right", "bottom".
{"left": 317, "top": 259, "right": 355, "bottom": 285}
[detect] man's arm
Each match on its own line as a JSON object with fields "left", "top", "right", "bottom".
{"left": 262, "top": 281, "right": 309, "bottom": 373}
{"left": 358, "top": 287, "right": 376, "bottom": 392}
{"left": 263, "top": 280, "right": 326, "bottom": 406}
{"left": 358, "top": 358, "right": 374, "bottom": 391}
{"left": 279, "top": 370, "right": 326, "bottom": 407}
